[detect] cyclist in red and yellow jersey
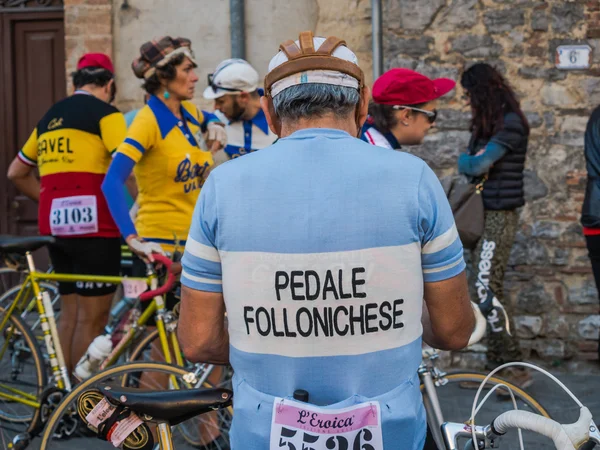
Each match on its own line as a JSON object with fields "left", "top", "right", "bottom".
{"left": 7, "top": 53, "right": 127, "bottom": 375}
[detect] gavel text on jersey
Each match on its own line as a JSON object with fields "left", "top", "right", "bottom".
{"left": 242, "top": 268, "right": 404, "bottom": 337}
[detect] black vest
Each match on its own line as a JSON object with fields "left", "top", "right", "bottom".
{"left": 469, "top": 112, "right": 528, "bottom": 210}
{"left": 582, "top": 105, "right": 600, "bottom": 228}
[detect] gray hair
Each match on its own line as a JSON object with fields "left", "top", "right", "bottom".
{"left": 272, "top": 83, "right": 360, "bottom": 121}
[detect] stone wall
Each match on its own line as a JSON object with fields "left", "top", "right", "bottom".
{"left": 384, "top": 0, "right": 600, "bottom": 368}
{"left": 315, "top": 0, "right": 374, "bottom": 87}
{"left": 111, "top": 0, "right": 318, "bottom": 112}
{"left": 64, "top": 0, "right": 319, "bottom": 112}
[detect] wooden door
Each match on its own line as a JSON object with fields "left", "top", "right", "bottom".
{"left": 0, "top": 9, "right": 65, "bottom": 237}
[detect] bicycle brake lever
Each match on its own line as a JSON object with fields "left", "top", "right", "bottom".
{"left": 589, "top": 420, "right": 600, "bottom": 445}
{"left": 492, "top": 298, "right": 511, "bottom": 336}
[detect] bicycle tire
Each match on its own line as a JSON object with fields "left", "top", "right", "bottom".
{"left": 431, "top": 372, "right": 550, "bottom": 417}
{"left": 126, "top": 327, "right": 164, "bottom": 363}
{"left": 422, "top": 371, "right": 550, "bottom": 450}
{"left": 0, "top": 267, "right": 26, "bottom": 294}
{"left": 39, "top": 362, "right": 229, "bottom": 450}
{"left": 0, "top": 305, "right": 46, "bottom": 440}
{"left": 0, "top": 282, "right": 60, "bottom": 330}
{"left": 0, "top": 281, "right": 59, "bottom": 306}
{"left": 127, "top": 328, "right": 234, "bottom": 449}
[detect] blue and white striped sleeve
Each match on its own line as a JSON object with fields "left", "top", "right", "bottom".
{"left": 181, "top": 174, "right": 223, "bottom": 293}
{"left": 418, "top": 164, "right": 466, "bottom": 282}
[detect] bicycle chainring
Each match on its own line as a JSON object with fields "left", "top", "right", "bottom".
{"left": 36, "top": 387, "right": 78, "bottom": 439}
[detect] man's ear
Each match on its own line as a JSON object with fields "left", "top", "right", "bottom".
{"left": 260, "top": 95, "right": 281, "bottom": 136}
{"left": 238, "top": 91, "right": 250, "bottom": 106}
{"left": 357, "top": 85, "right": 370, "bottom": 129}
{"left": 105, "top": 79, "right": 116, "bottom": 103}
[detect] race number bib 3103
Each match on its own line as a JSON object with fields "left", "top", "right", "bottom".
{"left": 50, "top": 195, "right": 98, "bottom": 236}
{"left": 270, "top": 398, "right": 383, "bottom": 450}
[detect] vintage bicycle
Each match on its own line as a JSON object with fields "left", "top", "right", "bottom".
{"left": 0, "top": 235, "right": 230, "bottom": 449}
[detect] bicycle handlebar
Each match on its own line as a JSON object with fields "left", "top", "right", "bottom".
{"left": 138, "top": 254, "right": 177, "bottom": 302}
{"left": 492, "top": 407, "right": 596, "bottom": 450}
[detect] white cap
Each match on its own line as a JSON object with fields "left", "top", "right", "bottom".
{"left": 267, "top": 36, "right": 360, "bottom": 98}
{"left": 203, "top": 58, "right": 260, "bottom": 99}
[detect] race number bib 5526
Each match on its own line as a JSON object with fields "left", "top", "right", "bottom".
{"left": 270, "top": 398, "right": 383, "bottom": 450}
{"left": 50, "top": 195, "right": 98, "bottom": 236}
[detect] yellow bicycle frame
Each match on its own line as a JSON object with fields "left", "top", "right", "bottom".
{"left": 0, "top": 260, "right": 183, "bottom": 409}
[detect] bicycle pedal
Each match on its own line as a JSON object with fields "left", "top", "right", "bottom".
{"left": 10, "top": 433, "right": 30, "bottom": 450}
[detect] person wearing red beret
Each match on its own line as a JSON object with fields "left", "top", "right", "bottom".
{"left": 7, "top": 53, "right": 127, "bottom": 377}
{"left": 361, "top": 68, "right": 455, "bottom": 149}
{"left": 363, "top": 68, "right": 459, "bottom": 450}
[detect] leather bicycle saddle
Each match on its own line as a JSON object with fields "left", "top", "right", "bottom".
{"left": 97, "top": 384, "right": 232, "bottom": 426}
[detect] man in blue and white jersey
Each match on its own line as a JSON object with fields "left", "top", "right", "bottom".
{"left": 179, "top": 31, "right": 474, "bottom": 450}
{"left": 204, "top": 58, "right": 277, "bottom": 160}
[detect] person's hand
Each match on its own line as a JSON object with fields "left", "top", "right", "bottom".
{"left": 475, "top": 148, "right": 485, "bottom": 156}
{"left": 125, "top": 235, "right": 166, "bottom": 263}
{"left": 206, "top": 122, "right": 227, "bottom": 154}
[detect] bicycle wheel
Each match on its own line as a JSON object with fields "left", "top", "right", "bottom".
{"left": 0, "top": 267, "right": 26, "bottom": 295}
{"left": 127, "top": 328, "right": 233, "bottom": 449}
{"left": 0, "top": 282, "right": 60, "bottom": 331}
{"left": 38, "top": 362, "right": 232, "bottom": 450}
{"left": 423, "top": 371, "right": 550, "bottom": 449}
{"left": 0, "top": 305, "right": 46, "bottom": 445}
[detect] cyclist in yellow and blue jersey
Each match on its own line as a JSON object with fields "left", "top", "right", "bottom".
{"left": 103, "top": 42, "right": 227, "bottom": 447}
{"left": 102, "top": 36, "right": 226, "bottom": 264}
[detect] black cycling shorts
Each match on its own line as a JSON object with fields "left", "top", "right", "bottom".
{"left": 48, "top": 237, "right": 121, "bottom": 296}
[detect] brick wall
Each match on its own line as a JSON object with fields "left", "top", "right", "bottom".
{"left": 64, "top": 0, "right": 113, "bottom": 93}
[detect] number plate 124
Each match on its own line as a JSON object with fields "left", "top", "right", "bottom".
{"left": 270, "top": 398, "right": 383, "bottom": 450}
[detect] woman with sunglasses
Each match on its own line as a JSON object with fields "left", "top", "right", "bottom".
{"left": 458, "top": 63, "right": 530, "bottom": 386}
{"left": 363, "top": 68, "right": 456, "bottom": 450}
{"left": 361, "top": 68, "right": 455, "bottom": 149}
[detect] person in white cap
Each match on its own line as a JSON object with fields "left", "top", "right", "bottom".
{"left": 179, "top": 31, "right": 473, "bottom": 449}
{"left": 204, "top": 58, "right": 277, "bottom": 160}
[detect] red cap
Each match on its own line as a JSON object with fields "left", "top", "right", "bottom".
{"left": 372, "top": 68, "right": 455, "bottom": 105}
{"left": 76, "top": 53, "right": 114, "bottom": 74}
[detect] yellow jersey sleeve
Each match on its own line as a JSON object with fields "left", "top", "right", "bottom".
{"left": 18, "top": 129, "right": 38, "bottom": 166}
{"left": 99, "top": 112, "right": 127, "bottom": 154}
{"left": 116, "top": 108, "right": 159, "bottom": 163}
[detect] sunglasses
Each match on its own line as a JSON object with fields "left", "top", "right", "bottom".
{"left": 392, "top": 105, "right": 437, "bottom": 124}
{"left": 206, "top": 73, "right": 243, "bottom": 94}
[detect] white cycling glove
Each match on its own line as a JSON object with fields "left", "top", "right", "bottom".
{"left": 128, "top": 238, "right": 166, "bottom": 261}
{"left": 206, "top": 122, "right": 227, "bottom": 148}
